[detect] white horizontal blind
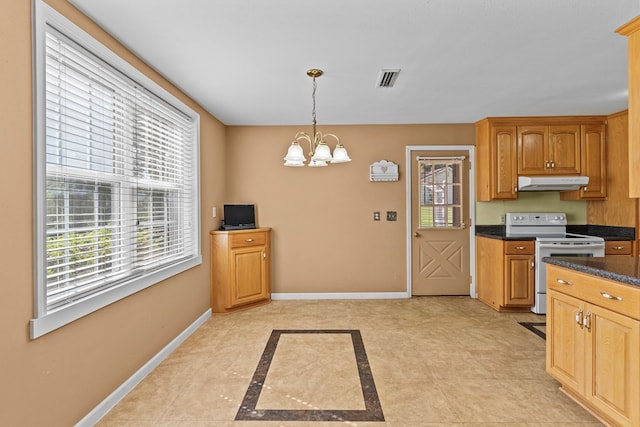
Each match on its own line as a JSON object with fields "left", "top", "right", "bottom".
{"left": 41, "top": 26, "right": 197, "bottom": 313}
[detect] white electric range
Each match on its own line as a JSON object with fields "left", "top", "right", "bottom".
{"left": 505, "top": 212, "right": 605, "bottom": 314}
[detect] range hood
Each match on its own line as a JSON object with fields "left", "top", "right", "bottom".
{"left": 518, "top": 175, "right": 589, "bottom": 191}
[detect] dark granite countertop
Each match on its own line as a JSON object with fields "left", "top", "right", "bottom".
{"left": 543, "top": 256, "right": 640, "bottom": 287}
{"left": 476, "top": 225, "right": 635, "bottom": 241}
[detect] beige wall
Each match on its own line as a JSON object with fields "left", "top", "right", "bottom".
{"left": 0, "top": 1, "right": 225, "bottom": 426}
{"left": 225, "top": 124, "right": 475, "bottom": 294}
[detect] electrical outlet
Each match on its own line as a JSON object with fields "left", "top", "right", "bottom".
{"left": 386, "top": 211, "right": 397, "bottom": 221}
{"left": 373, "top": 211, "right": 380, "bottom": 221}
{"left": 500, "top": 214, "right": 505, "bottom": 224}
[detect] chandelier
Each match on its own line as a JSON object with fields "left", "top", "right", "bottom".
{"left": 283, "top": 69, "right": 352, "bottom": 167}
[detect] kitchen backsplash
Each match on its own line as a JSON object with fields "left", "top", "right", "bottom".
{"left": 475, "top": 191, "right": 587, "bottom": 225}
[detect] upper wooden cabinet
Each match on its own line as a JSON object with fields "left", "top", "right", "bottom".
{"left": 616, "top": 17, "right": 640, "bottom": 198}
{"left": 476, "top": 119, "right": 517, "bottom": 200}
{"left": 518, "top": 125, "right": 580, "bottom": 175}
{"left": 476, "top": 116, "right": 607, "bottom": 201}
{"left": 561, "top": 123, "right": 607, "bottom": 200}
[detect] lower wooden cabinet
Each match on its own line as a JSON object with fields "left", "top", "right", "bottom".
{"left": 605, "top": 240, "right": 633, "bottom": 257}
{"left": 476, "top": 237, "right": 534, "bottom": 312}
{"left": 210, "top": 228, "right": 271, "bottom": 314}
{"left": 546, "top": 264, "right": 640, "bottom": 427}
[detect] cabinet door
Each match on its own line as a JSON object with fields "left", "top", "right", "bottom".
{"left": 517, "top": 126, "right": 548, "bottom": 175}
{"left": 504, "top": 255, "right": 534, "bottom": 306}
{"left": 546, "top": 290, "right": 585, "bottom": 394}
{"left": 548, "top": 125, "right": 581, "bottom": 174}
{"left": 579, "top": 124, "right": 606, "bottom": 198}
{"left": 491, "top": 125, "right": 518, "bottom": 199}
{"left": 228, "top": 245, "right": 268, "bottom": 308}
{"left": 585, "top": 304, "right": 640, "bottom": 427}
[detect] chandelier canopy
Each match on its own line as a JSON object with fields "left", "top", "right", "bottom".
{"left": 283, "top": 69, "right": 352, "bottom": 167}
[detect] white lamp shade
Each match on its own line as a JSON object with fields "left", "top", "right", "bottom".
{"left": 330, "top": 145, "right": 352, "bottom": 163}
{"left": 284, "top": 142, "right": 306, "bottom": 162}
{"left": 311, "top": 142, "right": 332, "bottom": 162}
{"left": 308, "top": 159, "right": 328, "bottom": 167}
{"left": 284, "top": 159, "right": 305, "bottom": 167}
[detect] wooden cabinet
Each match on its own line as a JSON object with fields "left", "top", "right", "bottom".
{"left": 605, "top": 240, "right": 633, "bottom": 256}
{"left": 616, "top": 17, "right": 640, "bottom": 198}
{"left": 518, "top": 125, "right": 580, "bottom": 175}
{"left": 546, "top": 264, "right": 640, "bottom": 427}
{"left": 210, "top": 228, "right": 271, "bottom": 314}
{"left": 561, "top": 123, "right": 607, "bottom": 200}
{"left": 476, "top": 119, "right": 517, "bottom": 201}
{"left": 476, "top": 237, "right": 534, "bottom": 311}
{"left": 476, "top": 116, "right": 606, "bottom": 201}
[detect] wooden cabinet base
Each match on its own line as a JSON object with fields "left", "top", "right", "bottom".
{"left": 559, "top": 386, "right": 623, "bottom": 427}
{"left": 211, "top": 297, "right": 271, "bottom": 315}
{"left": 210, "top": 228, "right": 272, "bottom": 315}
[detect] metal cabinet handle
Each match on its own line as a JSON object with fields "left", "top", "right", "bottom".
{"left": 263, "top": 251, "right": 266, "bottom": 259}
{"left": 583, "top": 311, "right": 591, "bottom": 331}
{"left": 514, "top": 186, "right": 518, "bottom": 193}
{"left": 556, "top": 278, "right": 573, "bottom": 285}
{"left": 612, "top": 246, "right": 625, "bottom": 250}
{"left": 244, "top": 238, "right": 254, "bottom": 242}
{"left": 600, "top": 291, "right": 623, "bottom": 301}
{"left": 575, "top": 308, "right": 584, "bottom": 326}
{"left": 531, "top": 260, "right": 535, "bottom": 269}
{"left": 551, "top": 161, "right": 555, "bottom": 168}
{"left": 545, "top": 161, "right": 550, "bottom": 168}
{"left": 515, "top": 246, "right": 525, "bottom": 250}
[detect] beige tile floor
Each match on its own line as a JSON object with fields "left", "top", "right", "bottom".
{"left": 96, "top": 297, "right": 603, "bottom": 426}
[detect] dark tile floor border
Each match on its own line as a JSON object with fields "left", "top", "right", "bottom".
{"left": 519, "top": 322, "right": 546, "bottom": 340}
{"left": 235, "top": 329, "right": 385, "bottom": 422}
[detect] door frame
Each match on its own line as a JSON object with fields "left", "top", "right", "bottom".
{"left": 405, "top": 145, "right": 476, "bottom": 297}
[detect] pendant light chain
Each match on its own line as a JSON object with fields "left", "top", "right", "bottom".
{"left": 311, "top": 75, "right": 317, "bottom": 137}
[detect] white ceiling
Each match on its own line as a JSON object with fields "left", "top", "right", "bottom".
{"left": 69, "top": 0, "right": 639, "bottom": 126}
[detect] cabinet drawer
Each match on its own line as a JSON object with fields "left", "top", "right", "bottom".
{"left": 230, "top": 232, "right": 266, "bottom": 248}
{"left": 605, "top": 240, "right": 632, "bottom": 255}
{"left": 505, "top": 241, "right": 534, "bottom": 254}
{"left": 547, "top": 264, "right": 640, "bottom": 320}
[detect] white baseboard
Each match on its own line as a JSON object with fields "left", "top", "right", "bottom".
{"left": 75, "top": 309, "right": 212, "bottom": 427}
{"left": 271, "top": 292, "right": 410, "bottom": 300}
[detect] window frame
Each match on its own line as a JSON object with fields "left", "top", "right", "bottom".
{"left": 31, "top": 0, "right": 201, "bottom": 339}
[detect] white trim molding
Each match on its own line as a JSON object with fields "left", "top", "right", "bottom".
{"left": 272, "top": 292, "right": 409, "bottom": 300}
{"left": 75, "top": 309, "right": 212, "bottom": 427}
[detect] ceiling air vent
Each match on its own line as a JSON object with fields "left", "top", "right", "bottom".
{"left": 376, "top": 69, "right": 401, "bottom": 88}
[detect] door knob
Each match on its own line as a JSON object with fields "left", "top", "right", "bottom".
{"left": 413, "top": 232, "right": 421, "bottom": 237}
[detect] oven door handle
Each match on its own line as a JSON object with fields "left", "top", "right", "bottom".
{"left": 537, "top": 242, "right": 605, "bottom": 250}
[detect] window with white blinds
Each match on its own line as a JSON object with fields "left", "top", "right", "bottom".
{"left": 31, "top": 1, "right": 201, "bottom": 338}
